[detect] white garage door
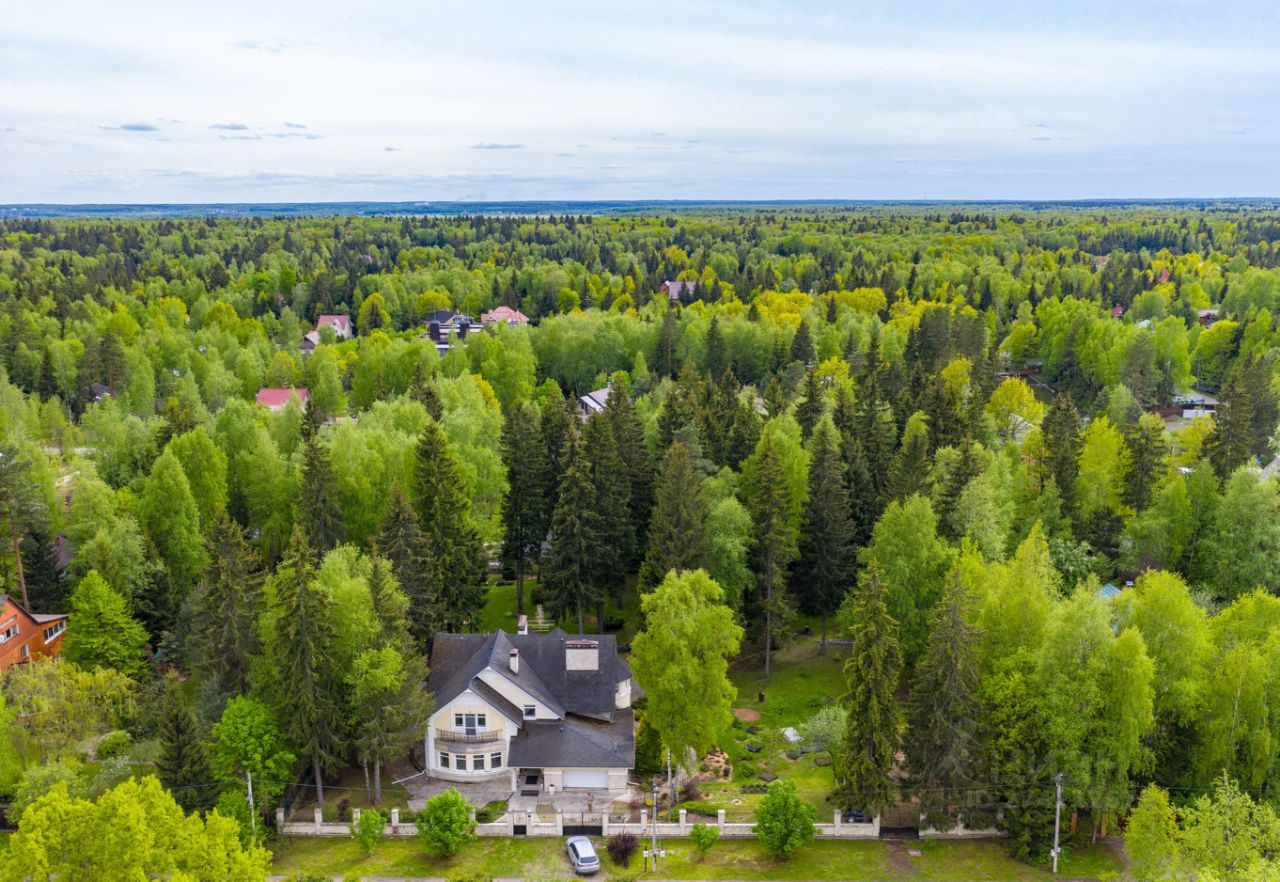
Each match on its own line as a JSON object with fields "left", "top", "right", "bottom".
{"left": 562, "top": 770, "right": 609, "bottom": 789}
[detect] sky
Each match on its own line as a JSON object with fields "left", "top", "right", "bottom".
{"left": 2, "top": 0, "right": 1278, "bottom": 202}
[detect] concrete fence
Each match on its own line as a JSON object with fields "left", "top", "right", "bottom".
{"left": 277, "top": 806, "right": 889, "bottom": 840}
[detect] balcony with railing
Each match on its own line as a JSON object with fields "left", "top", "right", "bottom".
{"left": 435, "top": 728, "right": 504, "bottom": 744}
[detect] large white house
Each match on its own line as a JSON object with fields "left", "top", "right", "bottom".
{"left": 425, "top": 626, "right": 636, "bottom": 794}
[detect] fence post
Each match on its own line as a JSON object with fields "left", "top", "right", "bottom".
{"left": 390, "top": 807, "right": 400, "bottom": 835}
{"left": 679, "top": 809, "right": 687, "bottom": 834}
{"left": 834, "top": 809, "right": 842, "bottom": 835}
{"left": 640, "top": 808, "right": 647, "bottom": 828}
{"left": 555, "top": 809, "right": 564, "bottom": 836}
{"left": 275, "top": 808, "right": 285, "bottom": 829}
{"left": 352, "top": 807, "right": 361, "bottom": 827}
{"left": 717, "top": 809, "right": 725, "bottom": 833}
{"left": 871, "top": 813, "right": 881, "bottom": 837}
{"left": 602, "top": 812, "right": 610, "bottom": 836}
{"left": 312, "top": 807, "right": 322, "bottom": 833}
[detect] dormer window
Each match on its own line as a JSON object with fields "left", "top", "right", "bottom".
{"left": 523, "top": 704, "right": 536, "bottom": 719}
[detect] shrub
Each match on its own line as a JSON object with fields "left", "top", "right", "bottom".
{"left": 336, "top": 798, "right": 351, "bottom": 822}
{"left": 96, "top": 730, "right": 132, "bottom": 760}
{"left": 474, "top": 799, "right": 508, "bottom": 824}
{"left": 689, "top": 822, "right": 719, "bottom": 857}
{"left": 416, "top": 788, "right": 476, "bottom": 856}
{"left": 607, "top": 831, "right": 639, "bottom": 867}
{"left": 679, "top": 781, "right": 701, "bottom": 803}
{"left": 754, "top": 780, "right": 816, "bottom": 859}
{"left": 796, "top": 706, "right": 846, "bottom": 754}
{"left": 350, "top": 807, "right": 387, "bottom": 855}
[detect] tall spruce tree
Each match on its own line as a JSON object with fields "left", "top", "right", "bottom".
{"left": 155, "top": 671, "right": 215, "bottom": 813}
{"left": 790, "top": 321, "right": 815, "bottom": 365}
{"left": 582, "top": 414, "right": 632, "bottom": 619}
{"left": 887, "top": 411, "right": 932, "bottom": 502}
{"left": 834, "top": 561, "right": 902, "bottom": 816}
{"left": 705, "top": 316, "right": 727, "bottom": 380}
{"left": 269, "top": 527, "right": 343, "bottom": 809}
{"left": 904, "top": 567, "right": 980, "bottom": 829}
{"left": 746, "top": 435, "right": 798, "bottom": 679}
{"left": 638, "top": 441, "right": 707, "bottom": 590}
{"left": 543, "top": 436, "right": 604, "bottom": 633}
{"left": 411, "top": 417, "right": 487, "bottom": 635}
{"left": 538, "top": 389, "right": 575, "bottom": 524}
{"left": 500, "top": 401, "right": 547, "bottom": 615}
{"left": 1205, "top": 363, "right": 1258, "bottom": 478}
{"left": 298, "top": 428, "right": 343, "bottom": 552}
{"left": 376, "top": 484, "right": 429, "bottom": 645}
{"left": 603, "top": 373, "right": 653, "bottom": 556}
{"left": 794, "top": 367, "right": 824, "bottom": 440}
{"left": 792, "top": 420, "right": 854, "bottom": 650}
{"left": 0, "top": 443, "right": 48, "bottom": 609}
{"left": 189, "top": 508, "right": 265, "bottom": 695}
{"left": 1042, "top": 394, "right": 1082, "bottom": 508}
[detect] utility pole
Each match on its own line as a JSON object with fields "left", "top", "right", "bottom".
{"left": 246, "top": 771, "right": 257, "bottom": 844}
{"left": 667, "top": 747, "right": 675, "bottom": 807}
{"left": 651, "top": 777, "right": 659, "bottom": 873}
{"left": 1051, "top": 772, "right": 1063, "bottom": 874}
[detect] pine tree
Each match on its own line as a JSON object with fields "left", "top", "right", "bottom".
{"left": 411, "top": 418, "right": 487, "bottom": 635}
{"left": 705, "top": 316, "right": 727, "bottom": 380}
{"left": 298, "top": 430, "right": 343, "bottom": 552}
{"left": 638, "top": 441, "right": 707, "bottom": 590}
{"left": 269, "top": 527, "right": 343, "bottom": 809}
{"left": 155, "top": 672, "right": 215, "bottom": 813}
{"left": 654, "top": 307, "right": 680, "bottom": 378}
{"left": 904, "top": 568, "right": 980, "bottom": 829}
{"left": 794, "top": 368, "right": 824, "bottom": 440}
{"left": 1124, "top": 413, "right": 1166, "bottom": 512}
{"left": 834, "top": 561, "right": 902, "bottom": 816}
{"left": 500, "top": 402, "right": 547, "bottom": 615}
{"left": 140, "top": 449, "right": 207, "bottom": 622}
{"left": 189, "top": 509, "right": 265, "bottom": 695}
{"left": 543, "top": 436, "right": 604, "bottom": 632}
{"left": 792, "top": 420, "right": 854, "bottom": 650}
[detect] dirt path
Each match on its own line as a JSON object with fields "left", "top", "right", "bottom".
{"left": 883, "top": 839, "right": 920, "bottom": 878}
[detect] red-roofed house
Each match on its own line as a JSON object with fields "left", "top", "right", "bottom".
{"left": 317, "top": 314, "right": 353, "bottom": 338}
{"left": 481, "top": 306, "right": 530, "bottom": 327}
{"left": 1112, "top": 305, "right": 1125, "bottom": 318}
{"left": 0, "top": 595, "right": 67, "bottom": 673}
{"left": 256, "top": 387, "right": 309, "bottom": 412}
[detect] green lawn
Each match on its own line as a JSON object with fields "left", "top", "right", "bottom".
{"left": 269, "top": 834, "right": 1123, "bottom": 880}
{"left": 699, "top": 637, "right": 848, "bottom": 819}
{"left": 478, "top": 576, "right": 643, "bottom": 644}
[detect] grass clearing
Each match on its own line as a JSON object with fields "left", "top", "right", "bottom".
{"left": 268, "top": 834, "right": 1123, "bottom": 880}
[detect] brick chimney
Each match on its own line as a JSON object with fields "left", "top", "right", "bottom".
{"left": 517, "top": 614, "right": 528, "bottom": 636}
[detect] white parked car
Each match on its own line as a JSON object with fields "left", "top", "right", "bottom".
{"left": 566, "top": 835, "right": 600, "bottom": 875}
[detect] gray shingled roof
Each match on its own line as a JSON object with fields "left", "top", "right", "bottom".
{"left": 428, "top": 629, "right": 632, "bottom": 722}
{"left": 507, "top": 710, "right": 635, "bottom": 769}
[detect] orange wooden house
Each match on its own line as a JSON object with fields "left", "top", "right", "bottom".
{"left": 0, "top": 594, "right": 67, "bottom": 673}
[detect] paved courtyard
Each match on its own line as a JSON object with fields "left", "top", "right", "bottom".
{"left": 392, "top": 758, "right": 645, "bottom": 815}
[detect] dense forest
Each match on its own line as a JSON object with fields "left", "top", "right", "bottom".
{"left": 4, "top": 206, "right": 1280, "bottom": 873}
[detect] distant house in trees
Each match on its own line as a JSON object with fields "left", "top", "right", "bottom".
{"left": 1111, "top": 304, "right": 1125, "bottom": 318}
{"left": 300, "top": 314, "right": 352, "bottom": 354}
{"left": 88, "top": 383, "right": 113, "bottom": 403}
{"left": 661, "top": 280, "right": 697, "bottom": 304}
{"left": 425, "top": 624, "right": 636, "bottom": 794}
{"left": 255, "top": 387, "right": 309, "bottom": 412}
{"left": 577, "top": 386, "right": 613, "bottom": 419}
{"left": 0, "top": 595, "right": 67, "bottom": 673}
{"left": 420, "top": 311, "right": 475, "bottom": 355}
{"left": 480, "top": 306, "right": 530, "bottom": 328}
{"left": 1197, "top": 308, "right": 1220, "bottom": 327}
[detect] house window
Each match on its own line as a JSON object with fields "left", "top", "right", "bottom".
{"left": 439, "top": 752, "right": 449, "bottom": 769}
{"left": 454, "top": 712, "right": 486, "bottom": 734}
{"left": 522, "top": 705, "right": 536, "bottom": 719}
{"left": 43, "top": 621, "right": 65, "bottom": 643}
{"left": 454, "top": 754, "right": 467, "bottom": 771}
{"left": 490, "top": 753, "right": 503, "bottom": 769}
{"left": 0, "top": 623, "right": 17, "bottom": 643}
{"left": 472, "top": 754, "right": 485, "bottom": 771}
